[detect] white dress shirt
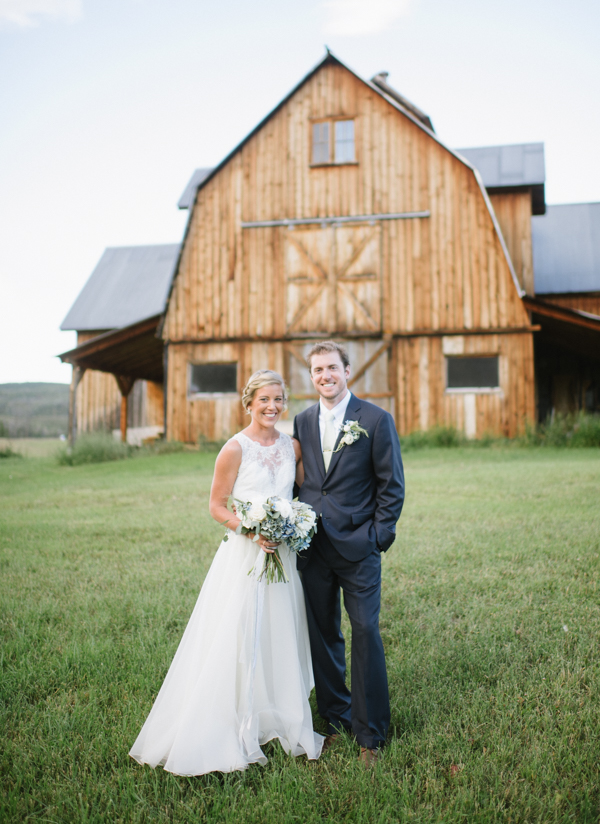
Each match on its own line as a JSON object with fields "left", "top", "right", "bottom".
{"left": 318, "top": 391, "right": 353, "bottom": 450}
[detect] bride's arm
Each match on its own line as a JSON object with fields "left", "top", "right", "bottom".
{"left": 209, "top": 440, "right": 243, "bottom": 532}
{"left": 208, "top": 440, "right": 278, "bottom": 553}
{"left": 292, "top": 438, "right": 304, "bottom": 487}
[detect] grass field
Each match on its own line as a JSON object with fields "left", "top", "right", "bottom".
{"left": 1, "top": 447, "right": 599, "bottom": 823}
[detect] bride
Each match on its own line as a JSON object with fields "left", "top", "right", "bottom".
{"left": 129, "top": 370, "right": 324, "bottom": 775}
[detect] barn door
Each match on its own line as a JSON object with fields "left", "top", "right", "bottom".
{"left": 285, "top": 338, "right": 394, "bottom": 420}
{"left": 284, "top": 223, "right": 382, "bottom": 335}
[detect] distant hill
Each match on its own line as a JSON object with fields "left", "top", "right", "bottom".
{"left": 0, "top": 383, "right": 69, "bottom": 438}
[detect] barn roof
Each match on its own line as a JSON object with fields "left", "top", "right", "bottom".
{"left": 59, "top": 315, "right": 165, "bottom": 383}
{"left": 178, "top": 168, "right": 214, "bottom": 209}
{"left": 532, "top": 202, "right": 600, "bottom": 294}
{"left": 456, "top": 143, "right": 546, "bottom": 215}
{"left": 61, "top": 244, "right": 180, "bottom": 331}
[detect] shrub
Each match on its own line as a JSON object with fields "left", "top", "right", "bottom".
{"left": 521, "top": 412, "right": 600, "bottom": 448}
{"left": 0, "top": 444, "right": 23, "bottom": 459}
{"left": 57, "top": 433, "right": 131, "bottom": 466}
{"left": 198, "top": 434, "right": 226, "bottom": 453}
{"left": 401, "top": 426, "right": 466, "bottom": 451}
{"left": 571, "top": 413, "right": 600, "bottom": 447}
{"left": 144, "top": 439, "right": 186, "bottom": 455}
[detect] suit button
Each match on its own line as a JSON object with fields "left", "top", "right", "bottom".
{"left": 323, "top": 491, "right": 327, "bottom": 495}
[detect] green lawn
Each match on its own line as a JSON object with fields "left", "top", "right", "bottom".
{"left": 1, "top": 447, "right": 599, "bottom": 823}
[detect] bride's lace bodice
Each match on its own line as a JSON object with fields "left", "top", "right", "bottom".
{"left": 230, "top": 432, "right": 296, "bottom": 503}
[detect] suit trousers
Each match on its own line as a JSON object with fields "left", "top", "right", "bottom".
{"left": 300, "top": 525, "right": 390, "bottom": 749}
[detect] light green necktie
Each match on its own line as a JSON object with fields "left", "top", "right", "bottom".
{"left": 322, "top": 411, "right": 337, "bottom": 471}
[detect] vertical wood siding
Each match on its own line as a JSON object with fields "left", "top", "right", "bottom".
{"left": 164, "top": 62, "right": 530, "bottom": 343}
{"left": 162, "top": 60, "right": 535, "bottom": 440}
{"left": 489, "top": 192, "right": 534, "bottom": 295}
{"left": 75, "top": 333, "right": 165, "bottom": 434}
{"left": 395, "top": 332, "right": 534, "bottom": 438}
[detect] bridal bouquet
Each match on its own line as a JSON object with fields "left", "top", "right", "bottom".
{"left": 225, "top": 496, "right": 317, "bottom": 584}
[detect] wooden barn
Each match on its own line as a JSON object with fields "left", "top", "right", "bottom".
{"left": 60, "top": 51, "right": 600, "bottom": 443}
{"left": 60, "top": 244, "right": 179, "bottom": 443}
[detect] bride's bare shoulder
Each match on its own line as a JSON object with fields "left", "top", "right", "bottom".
{"left": 214, "top": 437, "right": 242, "bottom": 469}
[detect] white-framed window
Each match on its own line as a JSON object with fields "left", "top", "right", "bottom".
{"left": 311, "top": 118, "right": 356, "bottom": 165}
{"left": 445, "top": 356, "right": 500, "bottom": 393}
{"left": 334, "top": 119, "right": 355, "bottom": 163}
{"left": 189, "top": 362, "right": 238, "bottom": 397}
{"left": 312, "top": 121, "right": 330, "bottom": 164}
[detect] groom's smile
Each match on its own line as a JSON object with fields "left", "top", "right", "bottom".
{"left": 310, "top": 352, "right": 351, "bottom": 408}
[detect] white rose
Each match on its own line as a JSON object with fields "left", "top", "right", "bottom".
{"left": 273, "top": 498, "right": 293, "bottom": 520}
{"left": 248, "top": 503, "right": 267, "bottom": 522}
{"left": 343, "top": 433, "right": 355, "bottom": 445}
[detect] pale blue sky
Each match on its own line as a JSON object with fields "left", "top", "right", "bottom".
{"left": 1, "top": 0, "right": 598, "bottom": 383}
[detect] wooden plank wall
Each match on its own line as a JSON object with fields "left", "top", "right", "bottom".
{"left": 164, "top": 60, "right": 531, "bottom": 344}
{"left": 76, "top": 369, "right": 121, "bottom": 433}
{"left": 163, "top": 58, "right": 535, "bottom": 440}
{"left": 489, "top": 192, "right": 534, "bottom": 295}
{"left": 166, "top": 341, "right": 288, "bottom": 443}
{"left": 395, "top": 332, "right": 535, "bottom": 438}
{"left": 167, "top": 338, "right": 397, "bottom": 442}
{"left": 75, "top": 333, "right": 165, "bottom": 433}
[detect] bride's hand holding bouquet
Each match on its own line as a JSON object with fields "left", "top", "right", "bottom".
{"left": 226, "top": 496, "right": 317, "bottom": 584}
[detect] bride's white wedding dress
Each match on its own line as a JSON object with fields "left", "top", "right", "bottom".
{"left": 129, "top": 431, "right": 324, "bottom": 776}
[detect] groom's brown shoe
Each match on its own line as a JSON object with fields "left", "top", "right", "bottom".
{"left": 322, "top": 733, "right": 341, "bottom": 753}
{"left": 359, "top": 747, "right": 381, "bottom": 767}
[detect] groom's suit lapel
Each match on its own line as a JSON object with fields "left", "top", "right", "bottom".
{"left": 325, "top": 393, "right": 362, "bottom": 478}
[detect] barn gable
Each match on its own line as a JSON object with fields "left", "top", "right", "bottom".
{"left": 163, "top": 52, "right": 530, "bottom": 344}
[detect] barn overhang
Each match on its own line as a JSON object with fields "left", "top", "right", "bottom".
{"left": 523, "top": 296, "right": 600, "bottom": 363}
{"left": 59, "top": 314, "right": 164, "bottom": 383}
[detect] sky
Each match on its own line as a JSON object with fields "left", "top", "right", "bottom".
{"left": 1, "top": 0, "right": 599, "bottom": 385}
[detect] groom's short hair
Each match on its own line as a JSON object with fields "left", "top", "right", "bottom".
{"left": 306, "top": 341, "right": 350, "bottom": 372}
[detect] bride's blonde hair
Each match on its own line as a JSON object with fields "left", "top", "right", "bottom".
{"left": 242, "top": 370, "right": 289, "bottom": 414}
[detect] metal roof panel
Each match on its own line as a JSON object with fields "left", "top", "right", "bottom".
{"left": 455, "top": 143, "right": 545, "bottom": 187}
{"left": 532, "top": 202, "right": 600, "bottom": 294}
{"left": 60, "top": 244, "right": 180, "bottom": 331}
{"left": 178, "top": 168, "right": 214, "bottom": 209}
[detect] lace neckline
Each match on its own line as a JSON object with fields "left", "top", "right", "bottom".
{"left": 237, "top": 431, "right": 283, "bottom": 449}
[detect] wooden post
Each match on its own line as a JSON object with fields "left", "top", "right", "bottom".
{"left": 68, "top": 365, "right": 86, "bottom": 447}
{"left": 114, "top": 375, "right": 135, "bottom": 443}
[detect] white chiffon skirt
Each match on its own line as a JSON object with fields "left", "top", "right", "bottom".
{"left": 129, "top": 533, "right": 324, "bottom": 776}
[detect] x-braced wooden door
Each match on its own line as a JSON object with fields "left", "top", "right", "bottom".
{"left": 284, "top": 223, "right": 382, "bottom": 335}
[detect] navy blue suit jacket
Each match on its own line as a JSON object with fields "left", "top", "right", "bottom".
{"left": 293, "top": 393, "right": 404, "bottom": 565}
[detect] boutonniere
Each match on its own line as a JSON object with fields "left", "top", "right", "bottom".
{"left": 333, "top": 420, "right": 369, "bottom": 453}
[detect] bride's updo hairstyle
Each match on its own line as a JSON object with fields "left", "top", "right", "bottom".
{"left": 242, "top": 370, "right": 289, "bottom": 415}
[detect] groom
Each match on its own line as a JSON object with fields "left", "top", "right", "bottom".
{"left": 293, "top": 340, "right": 404, "bottom": 765}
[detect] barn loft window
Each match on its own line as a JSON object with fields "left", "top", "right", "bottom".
{"left": 334, "top": 120, "right": 355, "bottom": 163}
{"left": 446, "top": 356, "right": 500, "bottom": 392}
{"left": 311, "top": 119, "right": 355, "bottom": 165}
{"left": 312, "top": 122, "right": 330, "bottom": 164}
{"left": 189, "top": 363, "right": 238, "bottom": 396}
